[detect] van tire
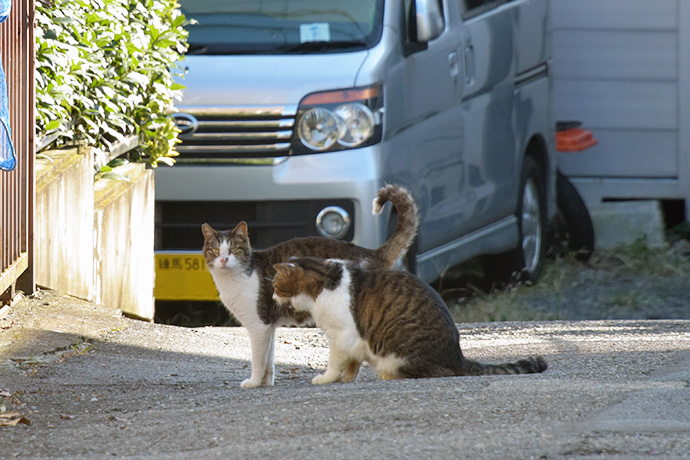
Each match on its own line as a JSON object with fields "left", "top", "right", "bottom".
{"left": 553, "top": 170, "right": 594, "bottom": 261}
{"left": 483, "top": 156, "right": 546, "bottom": 285}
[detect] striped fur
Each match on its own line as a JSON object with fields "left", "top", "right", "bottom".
{"left": 273, "top": 257, "right": 547, "bottom": 383}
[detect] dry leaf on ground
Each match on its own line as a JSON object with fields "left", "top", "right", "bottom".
{"left": 0, "top": 412, "right": 31, "bottom": 426}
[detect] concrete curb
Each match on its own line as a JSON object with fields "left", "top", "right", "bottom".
{"left": 0, "top": 289, "right": 124, "bottom": 365}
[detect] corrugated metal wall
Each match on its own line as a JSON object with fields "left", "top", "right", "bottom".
{"left": 552, "top": 0, "right": 690, "bottom": 212}
{"left": 0, "top": 0, "right": 35, "bottom": 298}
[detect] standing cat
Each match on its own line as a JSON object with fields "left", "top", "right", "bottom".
{"left": 202, "top": 185, "right": 419, "bottom": 388}
{"left": 272, "top": 257, "right": 547, "bottom": 383}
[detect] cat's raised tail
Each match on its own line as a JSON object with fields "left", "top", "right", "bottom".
{"left": 460, "top": 355, "right": 548, "bottom": 376}
{"left": 372, "top": 184, "right": 420, "bottom": 268}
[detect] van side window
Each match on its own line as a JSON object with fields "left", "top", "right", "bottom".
{"left": 401, "top": 0, "right": 444, "bottom": 55}
{"left": 403, "top": 0, "right": 417, "bottom": 43}
{"left": 464, "top": 0, "right": 486, "bottom": 9}
{"left": 463, "top": 0, "right": 506, "bottom": 19}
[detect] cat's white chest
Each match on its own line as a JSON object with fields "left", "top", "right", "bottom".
{"left": 209, "top": 267, "right": 261, "bottom": 327}
{"left": 313, "top": 269, "right": 366, "bottom": 357}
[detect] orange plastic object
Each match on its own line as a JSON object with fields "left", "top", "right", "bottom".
{"left": 556, "top": 128, "right": 598, "bottom": 152}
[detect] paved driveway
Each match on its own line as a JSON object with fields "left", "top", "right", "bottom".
{"left": 1, "top": 292, "right": 689, "bottom": 459}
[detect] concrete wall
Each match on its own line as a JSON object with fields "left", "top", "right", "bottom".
{"left": 35, "top": 148, "right": 94, "bottom": 300}
{"left": 35, "top": 148, "right": 154, "bottom": 320}
{"left": 94, "top": 163, "right": 155, "bottom": 321}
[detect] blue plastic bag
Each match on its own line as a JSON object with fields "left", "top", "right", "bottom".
{"left": 0, "top": 0, "right": 17, "bottom": 172}
{"left": 0, "top": 0, "right": 10, "bottom": 22}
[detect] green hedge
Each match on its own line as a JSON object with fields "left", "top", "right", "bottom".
{"left": 35, "top": 0, "right": 188, "bottom": 169}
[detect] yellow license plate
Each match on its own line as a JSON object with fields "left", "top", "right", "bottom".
{"left": 154, "top": 253, "right": 219, "bottom": 301}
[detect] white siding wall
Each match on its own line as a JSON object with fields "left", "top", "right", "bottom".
{"left": 552, "top": 0, "right": 690, "bottom": 209}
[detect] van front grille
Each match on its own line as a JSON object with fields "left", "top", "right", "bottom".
{"left": 155, "top": 199, "right": 355, "bottom": 251}
{"left": 172, "top": 106, "right": 297, "bottom": 160}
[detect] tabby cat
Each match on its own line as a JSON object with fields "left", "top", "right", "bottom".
{"left": 272, "top": 257, "right": 547, "bottom": 383}
{"left": 202, "top": 185, "right": 419, "bottom": 388}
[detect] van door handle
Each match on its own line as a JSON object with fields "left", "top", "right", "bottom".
{"left": 463, "top": 45, "right": 475, "bottom": 85}
{"left": 448, "top": 51, "right": 460, "bottom": 79}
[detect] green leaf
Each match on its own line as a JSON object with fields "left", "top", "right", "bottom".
{"left": 99, "top": 171, "right": 131, "bottom": 182}
{"left": 155, "top": 156, "right": 176, "bottom": 167}
{"left": 36, "top": 0, "right": 189, "bottom": 169}
{"left": 108, "top": 157, "right": 129, "bottom": 168}
{"left": 45, "top": 120, "right": 62, "bottom": 130}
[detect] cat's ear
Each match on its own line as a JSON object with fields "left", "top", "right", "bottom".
{"left": 273, "top": 263, "right": 287, "bottom": 276}
{"left": 201, "top": 223, "right": 216, "bottom": 240}
{"left": 233, "top": 221, "right": 249, "bottom": 239}
{"left": 274, "top": 263, "right": 297, "bottom": 276}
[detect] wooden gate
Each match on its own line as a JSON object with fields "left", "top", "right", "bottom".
{"left": 0, "top": 0, "right": 35, "bottom": 299}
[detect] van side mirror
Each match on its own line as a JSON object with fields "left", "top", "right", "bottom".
{"left": 415, "top": 0, "right": 444, "bottom": 44}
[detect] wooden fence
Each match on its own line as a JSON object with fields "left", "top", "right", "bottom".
{"left": 0, "top": 0, "right": 35, "bottom": 299}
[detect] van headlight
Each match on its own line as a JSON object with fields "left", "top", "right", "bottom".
{"left": 298, "top": 108, "right": 341, "bottom": 151}
{"left": 334, "top": 103, "right": 375, "bottom": 147}
{"left": 294, "top": 85, "right": 383, "bottom": 154}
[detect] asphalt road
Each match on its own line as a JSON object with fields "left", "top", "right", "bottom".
{"left": 1, "top": 291, "right": 689, "bottom": 459}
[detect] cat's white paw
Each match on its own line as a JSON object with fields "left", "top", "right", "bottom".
{"left": 311, "top": 374, "right": 328, "bottom": 385}
{"left": 311, "top": 373, "right": 338, "bottom": 385}
{"left": 240, "top": 378, "right": 265, "bottom": 389}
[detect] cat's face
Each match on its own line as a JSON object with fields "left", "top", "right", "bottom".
{"left": 201, "top": 222, "right": 251, "bottom": 271}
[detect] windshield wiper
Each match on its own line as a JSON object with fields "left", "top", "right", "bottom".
{"left": 280, "top": 40, "right": 368, "bottom": 54}
{"left": 185, "top": 44, "right": 262, "bottom": 55}
{"left": 186, "top": 44, "right": 208, "bottom": 55}
{"left": 184, "top": 40, "right": 368, "bottom": 56}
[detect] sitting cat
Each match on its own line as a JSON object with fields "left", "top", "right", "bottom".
{"left": 202, "top": 184, "right": 419, "bottom": 388}
{"left": 272, "top": 257, "right": 547, "bottom": 384}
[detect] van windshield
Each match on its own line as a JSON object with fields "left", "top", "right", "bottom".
{"left": 180, "top": 0, "right": 385, "bottom": 55}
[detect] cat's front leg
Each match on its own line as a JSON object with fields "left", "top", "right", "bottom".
{"left": 241, "top": 324, "right": 276, "bottom": 389}
{"left": 312, "top": 344, "right": 350, "bottom": 385}
{"left": 261, "top": 331, "right": 276, "bottom": 386}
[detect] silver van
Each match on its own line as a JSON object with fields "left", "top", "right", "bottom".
{"left": 154, "top": 0, "right": 556, "bottom": 302}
